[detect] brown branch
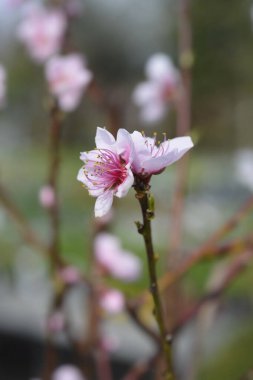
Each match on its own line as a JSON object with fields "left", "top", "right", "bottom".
{"left": 169, "top": 0, "right": 193, "bottom": 257}
{"left": 121, "top": 353, "right": 161, "bottom": 380}
{"left": 172, "top": 249, "right": 253, "bottom": 334}
{"left": 0, "top": 183, "right": 48, "bottom": 254}
{"left": 126, "top": 301, "right": 160, "bottom": 346}
{"left": 47, "top": 102, "right": 64, "bottom": 269}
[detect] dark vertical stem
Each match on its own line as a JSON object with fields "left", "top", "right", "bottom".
{"left": 48, "top": 103, "right": 63, "bottom": 270}
{"left": 42, "top": 103, "right": 64, "bottom": 380}
{"left": 136, "top": 190, "right": 175, "bottom": 380}
{"left": 170, "top": 0, "right": 193, "bottom": 257}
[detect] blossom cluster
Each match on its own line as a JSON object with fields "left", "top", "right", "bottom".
{"left": 78, "top": 127, "right": 193, "bottom": 217}
{"left": 93, "top": 232, "right": 141, "bottom": 314}
{"left": 95, "top": 232, "right": 141, "bottom": 282}
{"left": 16, "top": 3, "right": 92, "bottom": 112}
{"left": 133, "top": 53, "right": 179, "bottom": 124}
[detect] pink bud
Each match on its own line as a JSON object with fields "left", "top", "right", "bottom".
{"left": 39, "top": 185, "right": 55, "bottom": 208}
{"left": 100, "top": 289, "right": 125, "bottom": 314}
{"left": 48, "top": 311, "right": 65, "bottom": 333}
{"left": 52, "top": 365, "right": 85, "bottom": 380}
{"left": 58, "top": 266, "right": 81, "bottom": 285}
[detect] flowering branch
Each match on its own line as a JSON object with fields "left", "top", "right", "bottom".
{"left": 134, "top": 183, "right": 175, "bottom": 380}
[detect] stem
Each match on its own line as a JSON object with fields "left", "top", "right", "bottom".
{"left": 48, "top": 102, "right": 63, "bottom": 269}
{"left": 135, "top": 189, "right": 175, "bottom": 379}
{"left": 42, "top": 102, "right": 64, "bottom": 380}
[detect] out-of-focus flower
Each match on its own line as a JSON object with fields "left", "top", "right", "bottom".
{"left": 101, "top": 334, "right": 119, "bottom": 352}
{"left": 130, "top": 131, "right": 193, "bottom": 178}
{"left": 235, "top": 149, "right": 253, "bottom": 191}
{"left": 77, "top": 127, "right": 134, "bottom": 217}
{"left": 99, "top": 289, "right": 125, "bottom": 314}
{"left": 133, "top": 53, "right": 180, "bottom": 124}
{"left": 17, "top": 5, "right": 67, "bottom": 63}
{"left": 39, "top": 185, "right": 55, "bottom": 208}
{"left": 45, "top": 54, "right": 92, "bottom": 112}
{"left": 52, "top": 365, "right": 85, "bottom": 380}
{"left": 94, "top": 233, "right": 141, "bottom": 282}
{"left": 65, "top": 0, "right": 84, "bottom": 17}
{"left": 0, "top": 65, "right": 6, "bottom": 108}
{"left": 58, "top": 266, "right": 81, "bottom": 285}
{"left": 47, "top": 311, "right": 65, "bottom": 333}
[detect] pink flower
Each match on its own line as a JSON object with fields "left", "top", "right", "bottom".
{"left": 133, "top": 53, "right": 180, "bottom": 124}
{"left": 100, "top": 289, "right": 125, "bottom": 314}
{"left": 58, "top": 266, "right": 81, "bottom": 285}
{"left": 45, "top": 54, "right": 92, "bottom": 112}
{"left": 64, "top": 0, "right": 84, "bottom": 17}
{"left": 101, "top": 334, "right": 119, "bottom": 353}
{"left": 130, "top": 131, "right": 193, "bottom": 178}
{"left": 94, "top": 233, "right": 141, "bottom": 282}
{"left": 0, "top": 65, "right": 6, "bottom": 108}
{"left": 52, "top": 365, "right": 85, "bottom": 380}
{"left": 77, "top": 127, "right": 134, "bottom": 217}
{"left": 39, "top": 185, "right": 55, "bottom": 208}
{"left": 17, "top": 5, "right": 66, "bottom": 63}
{"left": 47, "top": 311, "right": 65, "bottom": 333}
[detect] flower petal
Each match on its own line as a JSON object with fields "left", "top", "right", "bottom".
{"left": 115, "top": 168, "right": 134, "bottom": 198}
{"left": 140, "top": 101, "right": 167, "bottom": 124}
{"left": 142, "top": 136, "right": 193, "bottom": 173}
{"left": 95, "top": 127, "right": 115, "bottom": 149}
{"left": 116, "top": 128, "right": 134, "bottom": 164}
{"left": 145, "top": 53, "right": 177, "bottom": 83}
{"left": 95, "top": 191, "right": 114, "bottom": 217}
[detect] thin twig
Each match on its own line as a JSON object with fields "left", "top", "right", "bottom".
{"left": 122, "top": 352, "right": 161, "bottom": 380}
{"left": 172, "top": 249, "right": 253, "bottom": 334}
{"left": 0, "top": 183, "right": 48, "bottom": 254}
{"left": 169, "top": 0, "right": 193, "bottom": 257}
{"left": 126, "top": 301, "right": 160, "bottom": 346}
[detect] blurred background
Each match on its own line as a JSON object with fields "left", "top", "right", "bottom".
{"left": 1, "top": 0, "right": 253, "bottom": 379}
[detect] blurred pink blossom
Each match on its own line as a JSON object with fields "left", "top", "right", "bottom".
{"left": 58, "top": 266, "right": 81, "bottom": 285}
{"left": 64, "top": 0, "right": 84, "bottom": 17}
{"left": 133, "top": 53, "right": 180, "bottom": 124}
{"left": 47, "top": 311, "right": 65, "bottom": 333}
{"left": 94, "top": 233, "right": 141, "bottom": 282}
{"left": 0, "top": 65, "right": 6, "bottom": 108}
{"left": 17, "top": 5, "right": 67, "bottom": 63}
{"left": 39, "top": 185, "right": 55, "bottom": 208}
{"left": 130, "top": 131, "right": 193, "bottom": 178}
{"left": 77, "top": 127, "right": 134, "bottom": 217}
{"left": 101, "top": 334, "right": 119, "bottom": 352}
{"left": 100, "top": 289, "right": 125, "bottom": 314}
{"left": 52, "top": 365, "right": 85, "bottom": 380}
{"left": 45, "top": 54, "right": 92, "bottom": 112}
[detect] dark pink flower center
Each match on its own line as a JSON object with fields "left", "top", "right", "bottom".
{"left": 84, "top": 149, "right": 128, "bottom": 191}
